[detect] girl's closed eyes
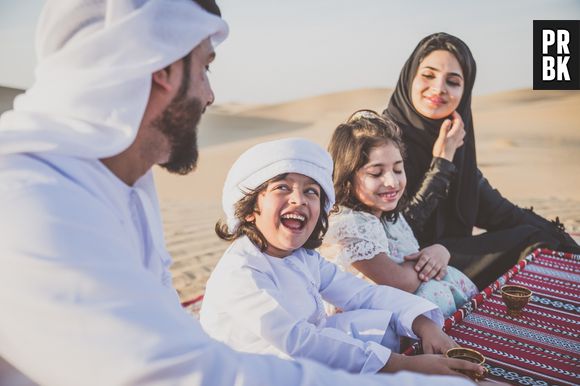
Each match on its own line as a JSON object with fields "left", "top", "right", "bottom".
{"left": 202, "top": 137, "right": 478, "bottom": 378}
{"left": 323, "top": 110, "right": 479, "bottom": 320}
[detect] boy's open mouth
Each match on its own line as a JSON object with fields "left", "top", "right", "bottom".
{"left": 280, "top": 213, "right": 307, "bottom": 230}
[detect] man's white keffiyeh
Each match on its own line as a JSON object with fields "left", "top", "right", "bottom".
{"left": 0, "top": 0, "right": 228, "bottom": 158}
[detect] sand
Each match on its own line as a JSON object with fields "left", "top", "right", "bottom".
{"left": 1, "top": 87, "right": 579, "bottom": 386}
{"left": 153, "top": 88, "right": 580, "bottom": 302}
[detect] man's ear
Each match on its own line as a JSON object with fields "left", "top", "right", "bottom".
{"left": 152, "top": 62, "right": 180, "bottom": 92}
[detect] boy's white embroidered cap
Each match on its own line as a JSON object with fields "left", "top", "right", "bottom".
{"left": 223, "top": 138, "right": 335, "bottom": 232}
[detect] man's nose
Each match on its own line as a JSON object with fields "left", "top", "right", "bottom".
{"left": 206, "top": 88, "right": 215, "bottom": 107}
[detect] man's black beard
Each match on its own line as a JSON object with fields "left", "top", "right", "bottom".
{"left": 156, "top": 93, "right": 204, "bottom": 175}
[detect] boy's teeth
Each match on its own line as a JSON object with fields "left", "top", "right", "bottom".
{"left": 281, "top": 214, "right": 305, "bottom": 221}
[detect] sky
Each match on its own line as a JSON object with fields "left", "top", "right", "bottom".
{"left": 0, "top": 0, "right": 579, "bottom": 104}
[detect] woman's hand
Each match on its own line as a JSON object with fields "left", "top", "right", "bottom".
{"left": 412, "top": 315, "right": 458, "bottom": 354}
{"left": 432, "top": 110, "right": 466, "bottom": 161}
{"left": 404, "top": 244, "right": 450, "bottom": 281}
{"left": 381, "top": 352, "right": 485, "bottom": 378}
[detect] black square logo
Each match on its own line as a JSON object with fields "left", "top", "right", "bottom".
{"left": 533, "top": 20, "right": 580, "bottom": 90}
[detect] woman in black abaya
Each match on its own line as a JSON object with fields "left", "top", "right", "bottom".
{"left": 383, "top": 32, "right": 579, "bottom": 289}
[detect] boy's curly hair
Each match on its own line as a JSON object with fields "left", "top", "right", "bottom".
{"left": 215, "top": 174, "right": 329, "bottom": 251}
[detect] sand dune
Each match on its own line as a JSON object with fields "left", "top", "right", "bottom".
{"left": 3, "top": 55, "right": 579, "bottom": 386}
{"left": 1, "top": 85, "right": 578, "bottom": 300}
{"left": 1, "top": 85, "right": 578, "bottom": 301}
{"left": 155, "top": 88, "right": 580, "bottom": 202}
{"left": 151, "top": 88, "right": 580, "bottom": 301}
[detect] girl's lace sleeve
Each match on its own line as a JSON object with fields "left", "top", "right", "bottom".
{"left": 322, "top": 209, "right": 390, "bottom": 270}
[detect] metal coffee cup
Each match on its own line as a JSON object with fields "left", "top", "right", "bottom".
{"left": 501, "top": 285, "right": 532, "bottom": 317}
{"left": 445, "top": 347, "right": 488, "bottom": 380}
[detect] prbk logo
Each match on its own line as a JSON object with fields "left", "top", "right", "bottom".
{"left": 533, "top": 20, "right": 579, "bottom": 90}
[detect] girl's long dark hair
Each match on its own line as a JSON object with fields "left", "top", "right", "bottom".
{"left": 328, "top": 112, "right": 406, "bottom": 222}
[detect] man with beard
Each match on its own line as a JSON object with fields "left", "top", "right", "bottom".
{"left": 0, "top": 1, "right": 490, "bottom": 386}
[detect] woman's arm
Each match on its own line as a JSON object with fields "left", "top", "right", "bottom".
{"left": 475, "top": 169, "right": 527, "bottom": 230}
{"left": 403, "top": 157, "right": 456, "bottom": 233}
{"left": 403, "top": 112, "right": 465, "bottom": 233}
{"left": 351, "top": 252, "right": 422, "bottom": 293}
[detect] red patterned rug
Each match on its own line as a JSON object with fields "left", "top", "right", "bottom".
{"left": 183, "top": 249, "right": 578, "bottom": 384}
{"left": 182, "top": 293, "right": 204, "bottom": 317}
{"left": 405, "top": 248, "right": 579, "bottom": 386}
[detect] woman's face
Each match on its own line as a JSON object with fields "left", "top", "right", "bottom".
{"left": 411, "top": 49, "right": 464, "bottom": 120}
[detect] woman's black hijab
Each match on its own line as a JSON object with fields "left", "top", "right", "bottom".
{"left": 384, "top": 32, "right": 478, "bottom": 242}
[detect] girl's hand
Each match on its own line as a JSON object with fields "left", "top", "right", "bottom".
{"left": 381, "top": 352, "right": 486, "bottom": 378}
{"left": 404, "top": 244, "right": 450, "bottom": 281}
{"left": 412, "top": 315, "right": 457, "bottom": 354}
{"left": 432, "top": 111, "right": 465, "bottom": 161}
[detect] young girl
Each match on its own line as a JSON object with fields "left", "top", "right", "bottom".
{"left": 200, "top": 138, "right": 485, "bottom": 378}
{"left": 321, "top": 111, "right": 478, "bottom": 317}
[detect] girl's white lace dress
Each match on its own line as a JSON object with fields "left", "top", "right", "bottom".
{"left": 321, "top": 207, "right": 478, "bottom": 317}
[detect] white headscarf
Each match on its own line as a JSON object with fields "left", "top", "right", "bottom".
{"left": 0, "top": 0, "right": 228, "bottom": 158}
{"left": 222, "top": 138, "right": 336, "bottom": 232}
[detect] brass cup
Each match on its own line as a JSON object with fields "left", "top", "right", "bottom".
{"left": 501, "top": 285, "right": 532, "bottom": 317}
{"left": 445, "top": 347, "right": 488, "bottom": 380}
